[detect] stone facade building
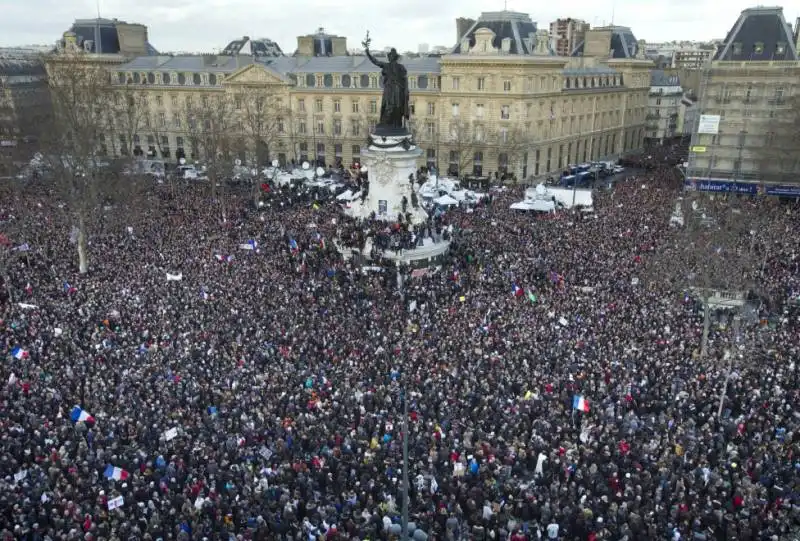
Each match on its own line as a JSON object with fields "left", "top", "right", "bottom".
{"left": 0, "top": 49, "right": 50, "bottom": 143}
{"left": 60, "top": 12, "right": 652, "bottom": 180}
{"left": 687, "top": 6, "right": 800, "bottom": 185}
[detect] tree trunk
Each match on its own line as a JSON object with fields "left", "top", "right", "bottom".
{"left": 77, "top": 214, "right": 89, "bottom": 274}
{"left": 252, "top": 180, "right": 260, "bottom": 209}
{"left": 701, "top": 296, "right": 711, "bottom": 358}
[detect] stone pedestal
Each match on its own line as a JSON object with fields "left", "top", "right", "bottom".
{"left": 340, "top": 129, "right": 450, "bottom": 265}
{"left": 344, "top": 131, "right": 427, "bottom": 225}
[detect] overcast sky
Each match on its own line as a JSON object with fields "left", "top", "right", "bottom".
{"left": 0, "top": 0, "right": 790, "bottom": 52}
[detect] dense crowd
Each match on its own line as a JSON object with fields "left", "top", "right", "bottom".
{"left": 1, "top": 152, "right": 799, "bottom": 541}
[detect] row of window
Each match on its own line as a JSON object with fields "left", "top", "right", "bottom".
{"left": 116, "top": 70, "right": 631, "bottom": 95}
{"left": 113, "top": 127, "right": 641, "bottom": 157}
{"left": 564, "top": 74, "right": 623, "bottom": 90}
{"left": 297, "top": 73, "right": 434, "bottom": 90}
{"left": 730, "top": 41, "right": 787, "bottom": 56}
{"left": 106, "top": 128, "right": 643, "bottom": 173}
{"left": 117, "top": 71, "right": 222, "bottom": 87}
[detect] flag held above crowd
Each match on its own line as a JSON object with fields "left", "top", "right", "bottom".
{"left": 70, "top": 405, "right": 95, "bottom": 424}
{"left": 103, "top": 465, "right": 129, "bottom": 481}
{"left": 572, "top": 395, "right": 590, "bottom": 412}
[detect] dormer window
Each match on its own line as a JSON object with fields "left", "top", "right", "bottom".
{"left": 776, "top": 42, "right": 786, "bottom": 55}
{"left": 754, "top": 42, "right": 764, "bottom": 54}
{"left": 732, "top": 42, "right": 742, "bottom": 55}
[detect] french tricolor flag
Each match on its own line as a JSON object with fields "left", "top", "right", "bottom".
{"left": 70, "top": 405, "right": 95, "bottom": 424}
{"left": 511, "top": 283, "right": 524, "bottom": 297}
{"left": 288, "top": 239, "right": 299, "bottom": 254}
{"left": 11, "top": 347, "right": 28, "bottom": 360}
{"left": 572, "top": 395, "right": 590, "bottom": 412}
{"left": 103, "top": 465, "right": 130, "bottom": 481}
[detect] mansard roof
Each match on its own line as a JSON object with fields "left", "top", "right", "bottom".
{"left": 714, "top": 6, "right": 798, "bottom": 61}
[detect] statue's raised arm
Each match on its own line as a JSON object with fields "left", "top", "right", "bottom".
{"left": 362, "top": 31, "right": 386, "bottom": 68}
{"left": 360, "top": 30, "right": 410, "bottom": 133}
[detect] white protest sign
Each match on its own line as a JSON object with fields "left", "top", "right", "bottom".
{"left": 163, "top": 427, "right": 178, "bottom": 441}
{"left": 166, "top": 273, "right": 183, "bottom": 282}
{"left": 14, "top": 470, "right": 27, "bottom": 483}
{"left": 107, "top": 495, "right": 124, "bottom": 510}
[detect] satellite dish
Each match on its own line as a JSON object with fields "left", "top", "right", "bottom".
{"left": 271, "top": 159, "right": 279, "bottom": 167}
{"left": 301, "top": 161, "right": 310, "bottom": 170}
{"left": 315, "top": 167, "right": 325, "bottom": 177}
{"left": 179, "top": 157, "right": 186, "bottom": 165}
{"left": 234, "top": 159, "right": 242, "bottom": 166}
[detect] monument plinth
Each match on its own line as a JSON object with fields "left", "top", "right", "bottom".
{"left": 344, "top": 129, "right": 427, "bottom": 224}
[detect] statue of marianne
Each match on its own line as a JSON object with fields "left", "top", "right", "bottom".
{"left": 362, "top": 31, "right": 410, "bottom": 132}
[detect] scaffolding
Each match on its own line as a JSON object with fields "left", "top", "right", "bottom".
{"left": 686, "top": 57, "right": 714, "bottom": 186}
{"left": 687, "top": 61, "right": 800, "bottom": 187}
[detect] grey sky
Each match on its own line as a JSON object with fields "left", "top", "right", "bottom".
{"left": 0, "top": 0, "right": 787, "bottom": 52}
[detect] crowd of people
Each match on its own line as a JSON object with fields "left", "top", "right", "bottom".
{"left": 1, "top": 149, "right": 799, "bottom": 541}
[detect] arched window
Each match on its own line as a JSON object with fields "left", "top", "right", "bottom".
{"left": 305, "top": 74, "right": 315, "bottom": 87}
{"left": 418, "top": 75, "right": 428, "bottom": 89}
{"left": 162, "top": 72, "right": 171, "bottom": 85}
{"left": 360, "top": 74, "right": 369, "bottom": 88}
{"left": 132, "top": 72, "right": 141, "bottom": 84}
{"left": 177, "top": 73, "right": 186, "bottom": 85}
{"left": 193, "top": 73, "right": 202, "bottom": 85}
{"left": 323, "top": 74, "right": 333, "bottom": 87}
{"left": 147, "top": 72, "right": 155, "bottom": 84}
{"left": 341, "top": 74, "right": 351, "bottom": 87}
{"left": 209, "top": 73, "right": 217, "bottom": 85}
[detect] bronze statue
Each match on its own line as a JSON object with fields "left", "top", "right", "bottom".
{"left": 362, "top": 31, "right": 409, "bottom": 133}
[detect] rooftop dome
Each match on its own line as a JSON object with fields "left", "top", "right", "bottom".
{"left": 220, "top": 36, "right": 284, "bottom": 57}
{"left": 451, "top": 11, "right": 540, "bottom": 55}
{"left": 59, "top": 18, "right": 158, "bottom": 55}
{"left": 571, "top": 26, "right": 640, "bottom": 59}
{"left": 714, "top": 6, "right": 798, "bottom": 61}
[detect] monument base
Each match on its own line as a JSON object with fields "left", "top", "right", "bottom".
{"left": 344, "top": 131, "right": 427, "bottom": 225}
{"left": 334, "top": 237, "right": 451, "bottom": 266}
{"left": 339, "top": 129, "right": 450, "bottom": 265}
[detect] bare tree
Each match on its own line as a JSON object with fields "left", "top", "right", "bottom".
{"left": 327, "top": 118, "right": 348, "bottom": 169}
{"left": 496, "top": 124, "right": 533, "bottom": 183}
{"left": 107, "top": 83, "right": 149, "bottom": 162}
{"left": 185, "top": 94, "right": 235, "bottom": 214}
{"left": 42, "top": 51, "right": 115, "bottom": 273}
{"left": 445, "top": 118, "right": 476, "bottom": 177}
{"left": 650, "top": 191, "right": 767, "bottom": 357}
{"left": 757, "top": 95, "right": 800, "bottom": 184}
{"left": 233, "top": 86, "right": 284, "bottom": 204}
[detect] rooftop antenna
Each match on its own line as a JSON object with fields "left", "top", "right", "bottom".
{"left": 611, "top": 0, "right": 616, "bottom": 25}
{"left": 96, "top": 0, "right": 101, "bottom": 18}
